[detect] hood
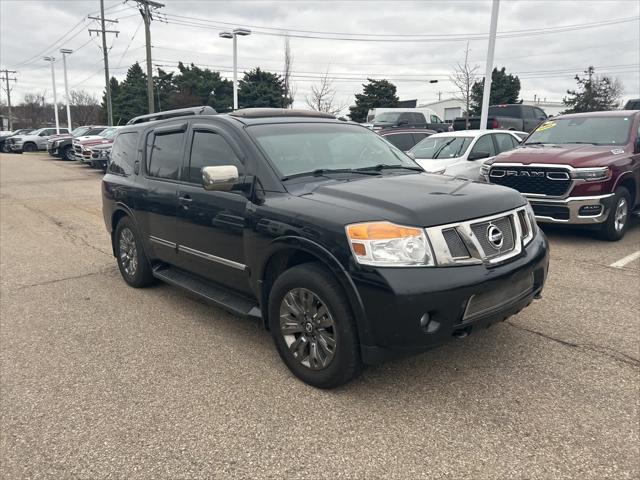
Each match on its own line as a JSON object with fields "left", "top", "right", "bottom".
{"left": 91, "top": 143, "right": 112, "bottom": 151}
{"left": 49, "top": 133, "right": 71, "bottom": 140}
{"left": 414, "top": 158, "right": 452, "bottom": 173}
{"left": 79, "top": 137, "right": 113, "bottom": 147}
{"left": 75, "top": 134, "right": 105, "bottom": 143}
{"left": 292, "top": 172, "right": 525, "bottom": 228}
{"left": 493, "top": 144, "right": 630, "bottom": 168}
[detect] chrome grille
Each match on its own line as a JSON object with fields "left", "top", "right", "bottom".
{"left": 426, "top": 207, "right": 533, "bottom": 267}
{"left": 470, "top": 215, "right": 515, "bottom": 259}
{"left": 442, "top": 228, "right": 470, "bottom": 259}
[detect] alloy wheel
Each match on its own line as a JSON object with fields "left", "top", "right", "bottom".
{"left": 279, "top": 288, "right": 337, "bottom": 370}
{"left": 118, "top": 227, "right": 138, "bottom": 277}
{"left": 614, "top": 197, "right": 628, "bottom": 232}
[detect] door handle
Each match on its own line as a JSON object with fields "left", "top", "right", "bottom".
{"left": 178, "top": 194, "right": 193, "bottom": 204}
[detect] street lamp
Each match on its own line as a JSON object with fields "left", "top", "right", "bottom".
{"left": 60, "top": 48, "right": 73, "bottom": 131}
{"left": 219, "top": 27, "right": 252, "bottom": 110}
{"left": 43, "top": 56, "right": 60, "bottom": 134}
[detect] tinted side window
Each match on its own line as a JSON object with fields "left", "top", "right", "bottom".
{"left": 430, "top": 115, "right": 440, "bottom": 123}
{"left": 494, "top": 133, "right": 518, "bottom": 153}
{"left": 398, "top": 113, "right": 412, "bottom": 124}
{"left": 147, "top": 131, "right": 185, "bottom": 180}
{"left": 108, "top": 132, "right": 139, "bottom": 176}
{"left": 186, "top": 131, "right": 243, "bottom": 183}
{"left": 471, "top": 135, "right": 496, "bottom": 157}
{"left": 534, "top": 108, "right": 546, "bottom": 119}
{"left": 411, "top": 113, "right": 425, "bottom": 124}
{"left": 384, "top": 133, "right": 415, "bottom": 151}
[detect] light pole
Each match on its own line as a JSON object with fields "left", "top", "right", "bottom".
{"left": 43, "top": 56, "right": 60, "bottom": 134}
{"left": 60, "top": 49, "right": 73, "bottom": 131}
{"left": 219, "top": 28, "right": 251, "bottom": 110}
{"left": 480, "top": 0, "right": 500, "bottom": 130}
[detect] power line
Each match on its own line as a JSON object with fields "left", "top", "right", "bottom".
{"left": 160, "top": 13, "right": 638, "bottom": 42}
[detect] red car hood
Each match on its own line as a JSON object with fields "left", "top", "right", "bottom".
{"left": 79, "top": 137, "right": 113, "bottom": 147}
{"left": 493, "top": 144, "right": 630, "bottom": 168}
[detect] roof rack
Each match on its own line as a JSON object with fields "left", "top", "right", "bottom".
{"left": 126, "top": 106, "right": 217, "bottom": 125}
{"left": 229, "top": 108, "right": 335, "bottom": 119}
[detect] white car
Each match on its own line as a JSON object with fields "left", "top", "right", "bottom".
{"left": 409, "top": 129, "right": 522, "bottom": 180}
{"left": 8, "top": 127, "right": 70, "bottom": 153}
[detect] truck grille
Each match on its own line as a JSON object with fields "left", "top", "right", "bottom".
{"left": 427, "top": 207, "right": 534, "bottom": 267}
{"left": 469, "top": 215, "right": 515, "bottom": 259}
{"left": 489, "top": 166, "right": 572, "bottom": 197}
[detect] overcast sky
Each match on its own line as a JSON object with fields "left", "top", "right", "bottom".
{"left": 1, "top": 0, "right": 639, "bottom": 113}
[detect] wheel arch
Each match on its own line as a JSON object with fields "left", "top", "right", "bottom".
{"left": 616, "top": 175, "right": 637, "bottom": 208}
{"left": 110, "top": 204, "right": 140, "bottom": 256}
{"left": 257, "top": 237, "right": 372, "bottom": 345}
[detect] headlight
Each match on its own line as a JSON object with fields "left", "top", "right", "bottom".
{"left": 346, "top": 221, "right": 435, "bottom": 267}
{"left": 571, "top": 167, "right": 610, "bottom": 182}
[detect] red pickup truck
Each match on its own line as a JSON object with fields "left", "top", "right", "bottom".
{"left": 482, "top": 110, "right": 639, "bottom": 240}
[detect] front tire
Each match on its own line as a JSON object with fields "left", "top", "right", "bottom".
{"left": 22, "top": 143, "right": 37, "bottom": 153}
{"left": 268, "top": 263, "right": 362, "bottom": 389}
{"left": 600, "top": 187, "right": 631, "bottom": 241}
{"left": 61, "top": 145, "right": 73, "bottom": 161}
{"left": 114, "top": 217, "right": 155, "bottom": 288}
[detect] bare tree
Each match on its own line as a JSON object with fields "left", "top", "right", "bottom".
{"left": 306, "top": 70, "right": 348, "bottom": 116}
{"left": 69, "top": 90, "right": 102, "bottom": 125}
{"left": 449, "top": 42, "right": 479, "bottom": 129}
{"left": 282, "top": 35, "right": 296, "bottom": 107}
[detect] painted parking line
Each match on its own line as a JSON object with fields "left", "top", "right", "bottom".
{"left": 609, "top": 250, "right": 640, "bottom": 268}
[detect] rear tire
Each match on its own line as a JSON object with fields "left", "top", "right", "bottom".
{"left": 599, "top": 187, "right": 631, "bottom": 241}
{"left": 114, "top": 217, "right": 155, "bottom": 288}
{"left": 22, "top": 143, "right": 37, "bottom": 153}
{"left": 268, "top": 262, "right": 362, "bottom": 389}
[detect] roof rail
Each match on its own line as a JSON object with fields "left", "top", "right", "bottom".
{"left": 229, "top": 108, "right": 335, "bottom": 119}
{"left": 126, "top": 106, "right": 217, "bottom": 125}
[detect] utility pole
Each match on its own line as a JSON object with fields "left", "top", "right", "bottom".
{"left": 130, "top": 0, "right": 165, "bottom": 114}
{"left": 89, "top": 1, "right": 119, "bottom": 126}
{"left": 60, "top": 49, "right": 73, "bottom": 131}
{"left": 480, "top": 0, "right": 500, "bottom": 130}
{"left": 1, "top": 69, "right": 17, "bottom": 130}
{"left": 43, "top": 57, "right": 60, "bottom": 133}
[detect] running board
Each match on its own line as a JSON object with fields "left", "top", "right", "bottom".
{"left": 152, "top": 265, "right": 262, "bottom": 320}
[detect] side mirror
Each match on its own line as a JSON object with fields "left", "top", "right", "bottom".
{"left": 397, "top": 119, "right": 409, "bottom": 126}
{"left": 202, "top": 165, "right": 239, "bottom": 192}
{"left": 468, "top": 151, "right": 491, "bottom": 161}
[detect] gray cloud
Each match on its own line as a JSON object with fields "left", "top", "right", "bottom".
{"left": 1, "top": 0, "right": 638, "bottom": 111}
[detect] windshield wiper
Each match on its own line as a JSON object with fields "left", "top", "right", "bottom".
{"left": 355, "top": 164, "right": 423, "bottom": 172}
{"left": 281, "top": 168, "right": 381, "bottom": 181}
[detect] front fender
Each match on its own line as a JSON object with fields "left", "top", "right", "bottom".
{"left": 257, "top": 236, "right": 373, "bottom": 347}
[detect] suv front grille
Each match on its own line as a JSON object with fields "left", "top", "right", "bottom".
{"left": 426, "top": 207, "right": 534, "bottom": 267}
{"left": 469, "top": 215, "right": 515, "bottom": 259}
{"left": 489, "top": 166, "right": 572, "bottom": 197}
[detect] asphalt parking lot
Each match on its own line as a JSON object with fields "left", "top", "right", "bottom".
{"left": 1, "top": 152, "right": 638, "bottom": 479}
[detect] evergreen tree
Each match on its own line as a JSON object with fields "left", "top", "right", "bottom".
{"left": 114, "top": 62, "right": 148, "bottom": 122}
{"left": 348, "top": 79, "right": 399, "bottom": 123}
{"left": 100, "top": 77, "right": 120, "bottom": 124}
{"left": 238, "top": 68, "right": 292, "bottom": 109}
{"left": 563, "top": 66, "right": 623, "bottom": 113}
{"left": 469, "top": 67, "right": 521, "bottom": 115}
{"left": 169, "top": 62, "right": 233, "bottom": 112}
{"left": 153, "top": 68, "right": 176, "bottom": 113}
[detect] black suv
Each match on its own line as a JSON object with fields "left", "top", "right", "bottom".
{"left": 102, "top": 108, "right": 549, "bottom": 388}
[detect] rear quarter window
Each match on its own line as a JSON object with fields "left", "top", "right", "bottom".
{"left": 108, "top": 132, "right": 139, "bottom": 176}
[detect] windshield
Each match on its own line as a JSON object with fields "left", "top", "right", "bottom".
{"left": 410, "top": 136, "right": 473, "bottom": 160}
{"left": 249, "top": 123, "right": 418, "bottom": 178}
{"left": 373, "top": 112, "right": 401, "bottom": 123}
{"left": 526, "top": 116, "right": 633, "bottom": 146}
{"left": 72, "top": 127, "right": 91, "bottom": 137}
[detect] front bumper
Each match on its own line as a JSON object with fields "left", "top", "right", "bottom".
{"left": 528, "top": 194, "right": 614, "bottom": 224}
{"left": 353, "top": 232, "right": 549, "bottom": 364}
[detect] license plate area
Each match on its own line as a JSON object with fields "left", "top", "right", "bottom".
{"left": 463, "top": 273, "right": 534, "bottom": 321}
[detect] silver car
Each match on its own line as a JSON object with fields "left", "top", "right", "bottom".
{"left": 9, "top": 127, "right": 70, "bottom": 153}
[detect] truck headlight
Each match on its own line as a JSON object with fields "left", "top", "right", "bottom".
{"left": 525, "top": 201, "right": 538, "bottom": 237}
{"left": 346, "top": 221, "right": 435, "bottom": 267}
{"left": 571, "top": 167, "right": 610, "bottom": 182}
